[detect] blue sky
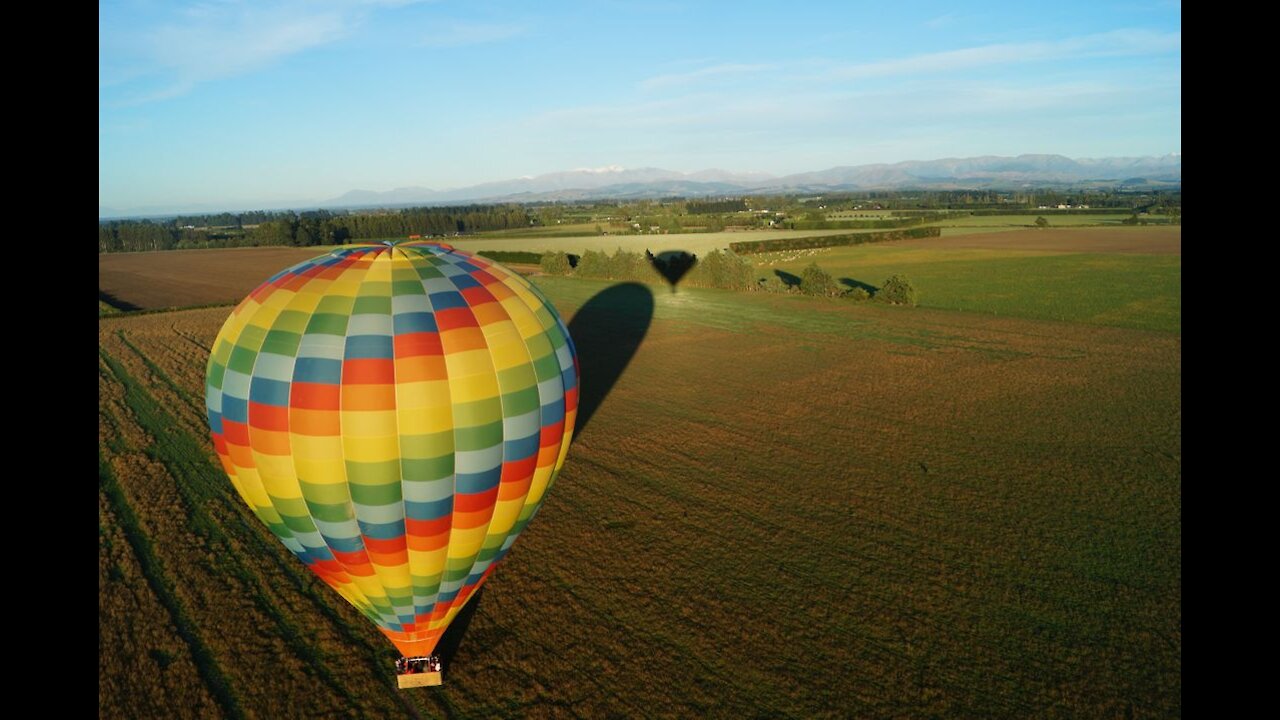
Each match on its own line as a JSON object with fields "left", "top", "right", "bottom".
{"left": 99, "top": 0, "right": 1181, "bottom": 213}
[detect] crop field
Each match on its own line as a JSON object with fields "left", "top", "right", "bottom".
{"left": 451, "top": 228, "right": 867, "bottom": 258}
{"left": 100, "top": 247, "right": 332, "bottom": 311}
{"left": 753, "top": 228, "right": 1181, "bottom": 333}
{"left": 99, "top": 250, "right": 1180, "bottom": 718}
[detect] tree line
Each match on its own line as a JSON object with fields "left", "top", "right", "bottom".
{"left": 98, "top": 205, "right": 532, "bottom": 253}
{"left": 539, "top": 247, "right": 757, "bottom": 291}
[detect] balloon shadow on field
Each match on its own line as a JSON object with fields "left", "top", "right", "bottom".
{"left": 98, "top": 289, "right": 141, "bottom": 312}
{"left": 839, "top": 277, "right": 879, "bottom": 293}
{"left": 645, "top": 250, "right": 697, "bottom": 292}
{"left": 435, "top": 586, "right": 486, "bottom": 671}
{"left": 426, "top": 284, "right": 653, "bottom": 671}
{"left": 773, "top": 269, "right": 801, "bottom": 288}
{"left": 567, "top": 282, "right": 655, "bottom": 436}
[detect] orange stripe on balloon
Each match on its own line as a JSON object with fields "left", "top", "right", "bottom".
{"left": 248, "top": 402, "right": 290, "bottom": 431}
{"left": 500, "top": 455, "right": 538, "bottom": 484}
{"left": 289, "top": 408, "right": 340, "bottom": 436}
{"left": 454, "top": 487, "right": 499, "bottom": 513}
{"left": 408, "top": 533, "right": 451, "bottom": 552}
{"left": 364, "top": 535, "right": 408, "bottom": 555}
{"left": 460, "top": 286, "right": 497, "bottom": 307}
{"left": 291, "top": 382, "right": 340, "bottom": 410}
{"left": 453, "top": 509, "right": 494, "bottom": 530}
{"left": 340, "top": 384, "right": 396, "bottom": 411}
{"left": 405, "top": 516, "right": 452, "bottom": 536}
{"left": 471, "top": 302, "right": 510, "bottom": 326}
{"left": 394, "top": 331, "right": 443, "bottom": 358}
{"left": 222, "top": 419, "right": 250, "bottom": 445}
{"left": 435, "top": 307, "right": 479, "bottom": 331}
{"left": 248, "top": 428, "right": 291, "bottom": 455}
{"left": 393, "top": 355, "right": 447, "bottom": 382}
{"left": 343, "top": 358, "right": 395, "bottom": 384}
{"left": 442, "top": 327, "right": 487, "bottom": 352}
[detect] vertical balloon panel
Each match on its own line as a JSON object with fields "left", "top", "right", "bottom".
{"left": 205, "top": 243, "right": 578, "bottom": 658}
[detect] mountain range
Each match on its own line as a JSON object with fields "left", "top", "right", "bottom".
{"left": 99, "top": 154, "right": 1180, "bottom": 218}
{"left": 322, "top": 154, "right": 1180, "bottom": 208}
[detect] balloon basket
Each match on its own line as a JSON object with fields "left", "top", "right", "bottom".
{"left": 397, "top": 671, "right": 443, "bottom": 689}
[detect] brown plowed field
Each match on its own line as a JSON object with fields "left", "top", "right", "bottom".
{"left": 99, "top": 269, "right": 1180, "bottom": 718}
{"left": 99, "top": 247, "right": 332, "bottom": 310}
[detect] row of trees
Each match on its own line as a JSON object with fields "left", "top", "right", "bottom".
{"left": 98, "top": 205, "right": 533, "bottom": 253}
{"left": 539, "top": 248, "right": 757, "bottom": 291}
{"left": 536, "top": 249, "right": 919, "bottom": 305}
{"left": 761, "top": 263, "right": 918, "bottom": 304}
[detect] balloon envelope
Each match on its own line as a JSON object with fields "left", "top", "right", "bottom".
{"left": 205, "top": 242, "right": 578, "bottom": 657}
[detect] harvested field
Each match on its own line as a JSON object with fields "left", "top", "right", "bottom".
{"left": 98, "top": 273, "right": 1181, "bottom": 718}
{"left": 99, "top": 247, "right": 331, "bottom": 311}
{"left": 450, "top": 227, "right": 871, "bottom": 258}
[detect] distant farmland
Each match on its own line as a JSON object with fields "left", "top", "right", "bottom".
{"left": 752, "top": 227, "right": 1181, "bottom": 333}
{"left": 897, "top": 226, "right": 1182, "bottom": 254}
{"left": 99, "top": 246, "right": 331, "bottom": 311}
{"left": 96, "top": 228, "right": 1181, "bottom": 329}
{"left": 99, "top": 242, "right": 1180, "bottom": 718}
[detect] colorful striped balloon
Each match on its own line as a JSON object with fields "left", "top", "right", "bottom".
{"left": 204, "top": 242, "right": 578, "bottom": 658}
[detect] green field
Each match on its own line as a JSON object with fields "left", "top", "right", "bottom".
{"left": 450, "top": 223, "right": 1177, "bottom": 333}
{"left": 755, "top": 245, "right": 1181, "bottom": 333}
{"left": 937, "top": 213, "right": 1143, "bottom": 235}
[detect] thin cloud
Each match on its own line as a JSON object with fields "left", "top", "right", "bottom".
{"left": 419, "top": 22, "right": 524, "bottom": 48}
{"left": 102, "top": 1, "right": 428, "bottom": 105}
{"left": 832, "top": 29, "right": 1180, "bottom": 80}
{"left": 639, "top": 63, "right": 773, "bottom": 91}
{"left": 524, "top": 74, "right": 1177, "bottom": 137}
{"left": 925, "top": 13, "right": 957, "bottom": 29}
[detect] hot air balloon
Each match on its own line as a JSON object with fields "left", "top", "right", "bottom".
{"left": 204, "top": 242, "right": 578, "bottom": 687}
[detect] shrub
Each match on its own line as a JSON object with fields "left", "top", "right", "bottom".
{"left": 800, "top": 263, "right": 838, "bottom": 297}
{"left": 540, "top": 251, "right": 573, "bottom": 275}
{"left": 847, "top": 287, "right": 871, "bottom": 301}
{"left": 759, "top": 276, "right": 790, "bottom": 293}
{"left": 878, "top": 274, "right": 918, "bottom": 306}
{"left": 686, "top": 249, "right": 754, "bottom": 290}
{"left": 1034, "top": 216, "right": 1049, "bottom": 228}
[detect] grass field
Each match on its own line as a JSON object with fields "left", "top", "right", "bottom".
{"left": 98, "top": 250, "right": 1180, "bottom": 717}
{"left": 936, "top": 214, "right": 1145, "bottom": 236}
{"left": 901, "top": 227, "right": 1181, "bottom": 254}
{"left": 753, "top": 228, "right": 1181, "bottom": 333}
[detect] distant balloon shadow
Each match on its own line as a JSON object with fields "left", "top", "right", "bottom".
{"left": 839, "top": 277, "right": 879, "bottom": 293}
{"left": 646, "top": 250, "right": 697, "bottom": 292}
{"left": 98, "top": 289, "right": 141, "bottom": 312}
{"left": 774, "top": 269, "right": 801, "bottom": 288}
{"left": 568, "top": 282, "right": 655, "bottom": 436}
{"left": 435, "top": 586, "right": 486, "bottom": 671}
